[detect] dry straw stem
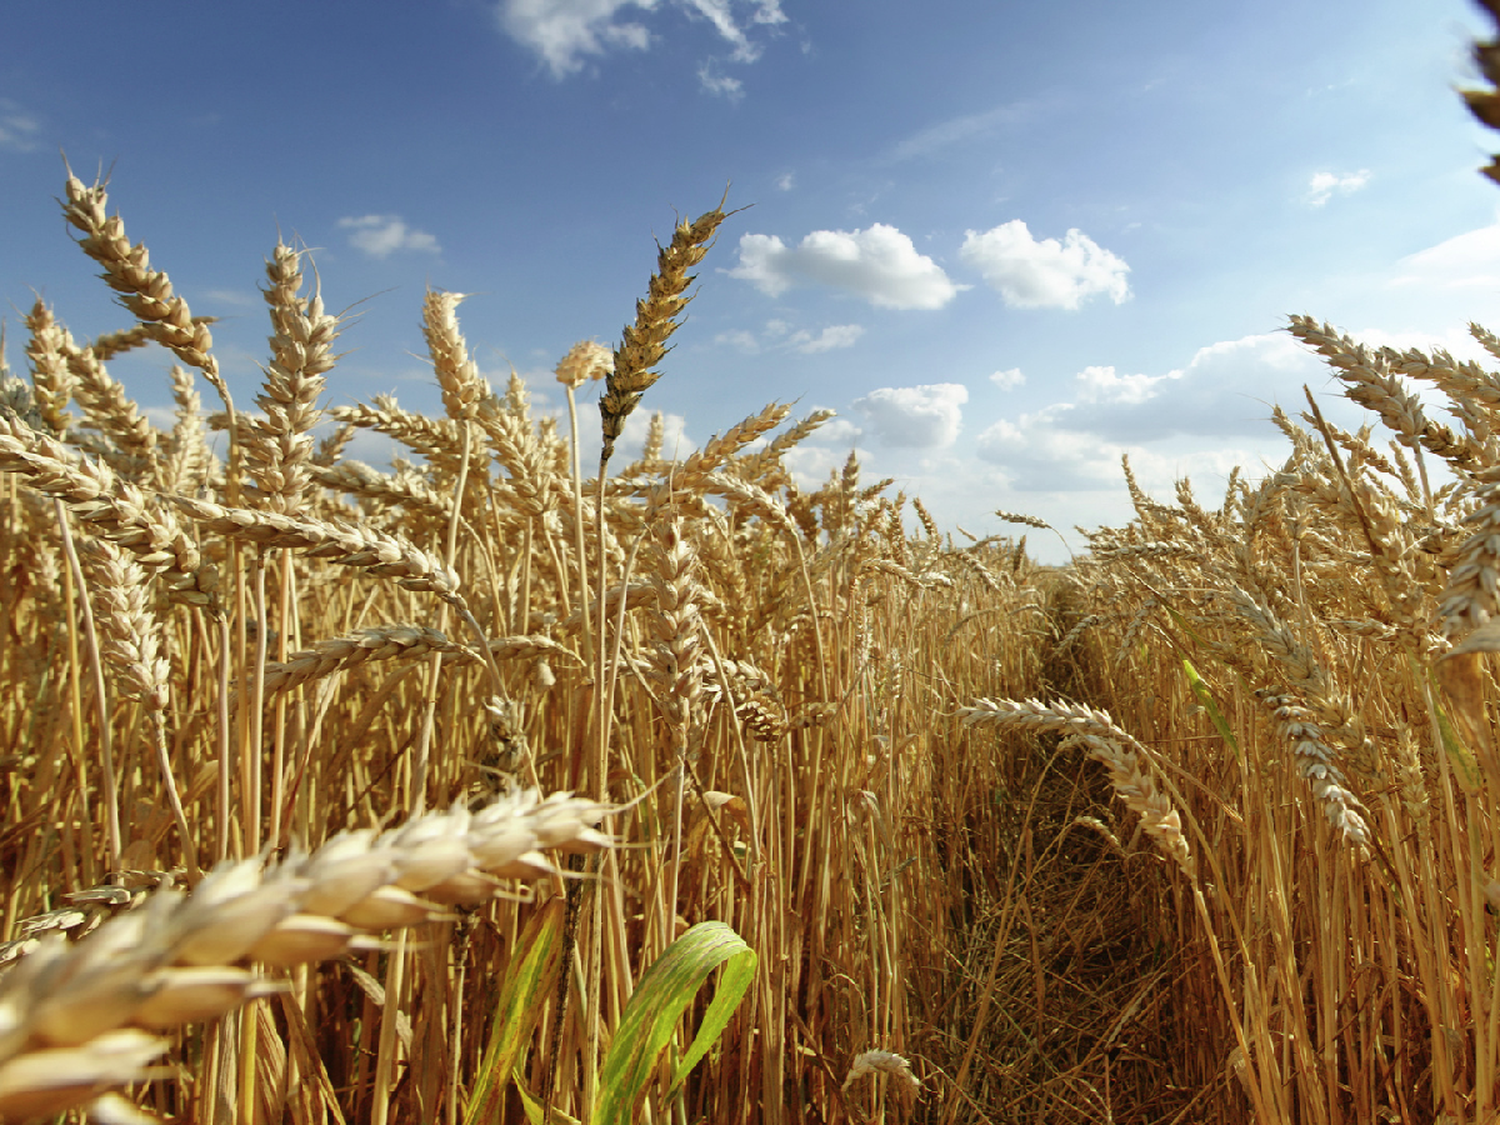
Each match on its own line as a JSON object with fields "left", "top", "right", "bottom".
{"left": 0, "top": 789, "right": 612, "bottom": 1121}
{"left": 600, "top": 198, "right": 733, "bottom": 467}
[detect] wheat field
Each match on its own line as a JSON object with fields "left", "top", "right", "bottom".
{"left": 7, "top": 17, "right": 1500, "bottom": 1123}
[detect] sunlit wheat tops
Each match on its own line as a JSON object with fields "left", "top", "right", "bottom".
{"left": 421, "top": 290, "right": 489, "bottom": 423}
{"left": 599, "top": 201, "right": 729, "bottom": 468}
{"left": 554, "top": 340, "right": 612, "bottom": 390}
{"left": 243, "top": 242, "right": 340, "bottom": 514}
{"left": 60, "top": 175, "right": 224, "bottom": 402}
{"left": 0, "top": 413, "right": 217, "bottom": 609}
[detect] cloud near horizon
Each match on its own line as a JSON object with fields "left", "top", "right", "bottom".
{"left": 974, "top": 332, "right": 1339, "bottom": 490}
{"left": 960, "top": 221, "right": 1131, "bottom": 309}
{"left": 728, "top": 224, "right": 967, "bottom": 309}
{"left": 1388, "top": 222, "right": 1500, "bottom": 291}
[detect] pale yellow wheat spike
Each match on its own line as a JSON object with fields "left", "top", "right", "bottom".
{"left": 0, "top": 790, "right": 611, "bottom": 1121}
{"left": 958, "top": 697, "right": 1195, "bottom": 879}
{"left": 327, "top": 395, "right": 466, "bottom": 471}
{"left": 60, "top": 174, "right": 226, "bottom": 406}
{"left": 0, "top": 414, "right": 217, "bottom": 609}
{"left": 169, "top": 495, "right": 461, "bottom": 600}
{"left": 23, "top": 300, "right": 75, "bottom": 435}
{"left": 243, "top": 242, "right": 340, "bottom": 514}
{"left": 422, "top": 290, "right": 489, "bottom": 423}
{"left": 600, "top": 199, "right": 731, "bottom": 467}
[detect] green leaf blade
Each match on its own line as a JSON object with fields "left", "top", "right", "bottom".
{"left": 464, "top": 899, "right": 567, "bottom": 1125}
{"left": 591, "top": 921, "right": 757, "bottom": 1125}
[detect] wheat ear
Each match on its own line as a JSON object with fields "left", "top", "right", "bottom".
{"left": 0, "top": 790, "right": 611, "bottom": 1121}
{"left": 599, "top": 200, "right": 730, "bottom": 468}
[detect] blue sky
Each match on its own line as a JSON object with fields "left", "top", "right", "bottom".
{"left": 2, "top": 0, "right": 1498, "bottom": 558}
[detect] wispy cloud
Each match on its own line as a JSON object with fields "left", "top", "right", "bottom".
{"left": 959, "top": 221, "right": 1130, "bottom": 310}
{"left": 0, "top": 99, "right": 41, "bottom": 152}
{"left": 338, "top": 215, "right": 441, "bottom": 259}
{"left": 496, "top": 0, "right": 784, "bottom": 79}
{"left": 852, "top": 383, "right": 968, "bottom": 448}
{"left": 727, "top": 224, "right": 967, "bottom": 309}
{"left": 989, "top": 367, "right": 1024, "bottom": 390}
{"left": 774, "top": 171, "right": 795, "bottom": 191}
{"left": 698, "top": 61, "right": 744, "bottom": 99}
{"left": 715, "top": 319, "right": 865, "bottom": 354}
{"left": 682, "top": 0, "right": 783, "bottom": 62}
{"left": 1306, "top": 169, "right": 1370, "bottom": 207}
{"left": 886, "top": 101, "right": 1038, "bottom": 162}
{"left": 792, "top": 324, "right": 864, "bottom": 353}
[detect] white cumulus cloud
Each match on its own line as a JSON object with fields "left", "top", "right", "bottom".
{"left": 1307, "top": 169, "right": 1370, "bottom": 207}
{"left": 728, "top": 224, "right": 966, "bottom": 310}
{"left": 959, "top": 221, "right": 1131, "bottom": 310}
{"left": 974, "top": 332, "right": 1340, "bottom": 494}
{"left": 1389, "top": 223, "right": 1500, "bottom": 290}
{"left": 851, "top": 383, "right": 968, "bottom": 448}
{"left": 1075, "top": 364, "right": 1175, "bottom": 405}
{"left": 338, "top": 215, "right": 441, "bottom": 259}
{"left": 990, "top": 367, "right": 1024, "bottom": 390}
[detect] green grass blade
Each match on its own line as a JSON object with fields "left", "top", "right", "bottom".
{"left": 464, "top": 899, "right": 567, "bottom": 1125}
{"left": 591, "top": 921, "right": 757, "bottom": 1125}
{"left": 1182, "top": 657, "right": 1241, "bottom": 761}
{"left": 515, "top": 1066, "right": 581, "bottom": 1125}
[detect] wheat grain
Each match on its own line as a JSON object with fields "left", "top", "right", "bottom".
{"left": 0, "top": 414, "right": 217, "bottom": 609}
{"left": 169, "top": 495, "right": 461, "bottom": 599}
{"left": 242, "top": 242, "right": 339, "bottom": 514}
{"left": 422, "top": 291, "right": 489, "bottom": 423}
{"left": 0, "top": 789, "right": 610, "bottom": 1120}
{"left": 600, "top": 201, "right": 730, "bottom": 467}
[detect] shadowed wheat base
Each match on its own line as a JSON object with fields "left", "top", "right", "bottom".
{"left": 12, "top": 99, "right": 1500, "bottom": 1125}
